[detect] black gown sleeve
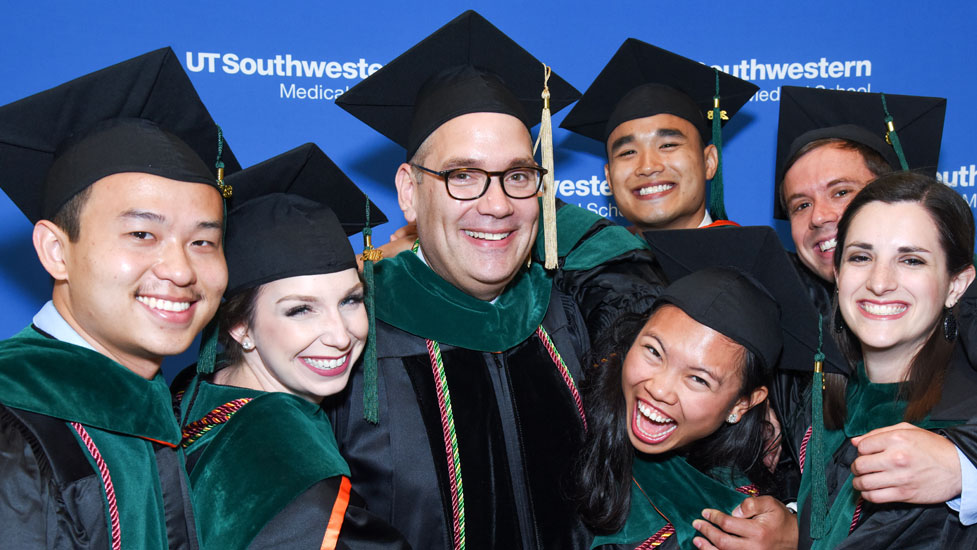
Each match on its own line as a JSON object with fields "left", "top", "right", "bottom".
{"left": 548, "top": 205, "right": 664, "bottom": 344}
{"left": 248, "top": 476, "right": 411, "bottom": 550}
{"left": 0, "top": 405, "right": 108, "bottom": 550}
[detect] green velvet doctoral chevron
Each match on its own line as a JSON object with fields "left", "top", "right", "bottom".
{"left": 374, "top": 251, "right": 552, "bottom": 351}
{"left": 0, "top": 325, "right": 184, "bottom": 548}
{"left": 185, "top": 381, "right": 350, "bottom": 550}
{"left": 0, "top": 326, "right": 180, "bottom": 443}
{"left": 798, "top": 363, "right": 961, "bottom": 550}
{"left": 592, "top": 454, "right": 750, "bottom": 549}
{"left": 532, "top": 201, "right": 647, "bottom": 272}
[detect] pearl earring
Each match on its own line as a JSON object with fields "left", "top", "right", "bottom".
{"left": 726, "top": 413, "right": 738, "bottom": 424}
{"left": 242, "top": 338, "right": 255, "bottom": 351}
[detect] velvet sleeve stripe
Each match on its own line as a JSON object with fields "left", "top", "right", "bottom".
{"left": 320, "top": 476, "right": 352, "bottom": 550}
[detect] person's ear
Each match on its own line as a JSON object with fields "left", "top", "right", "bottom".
{"left": 33, "top": 220, "right": 71, "bottom": 281}
{"left": 228, "top": 322, "right": 250, "bottom": 346}
{"left": 703, "top": 144, "right": 718, "bottom": 181}
{"left": 728, "top": 385, "right": 769, "bottom": 422}
{"left": 395, "top": 163, "right": 419, "bottom": 224}
{"left": 946, "top": 265, "right": 975, "bottom": 308}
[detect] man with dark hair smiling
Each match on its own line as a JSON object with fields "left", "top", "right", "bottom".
{"left": 561, "top": 38, "right": 758, "bottom": 232}
{"left": 0, "top": 48, "right": 238, "bottom": 548}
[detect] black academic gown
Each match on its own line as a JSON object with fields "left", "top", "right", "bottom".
{"left": 326, "top": 256, "right": 592, "bottom": 550}
{"left": 796, "top": 347, "right": 977, "bottom": 549}
{"left": 544, "top": 200, "right": 664, "bottom": 344}
{"left": 0, "top": 326, "right": 198, "bottom": 550}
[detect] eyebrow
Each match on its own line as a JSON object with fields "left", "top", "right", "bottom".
{"left": 119, "top": 209, "right": 221, "bottom": 231}
{"left": 846, "top": 242, "right": 931, "bottom": 255}
{"left": 276, "top": 294, "right": 320, "bottom": 304}
{"left": 120, "top": 209, "right": 165, "bottom": 223}
{"left": 439, "top": 157, "right": 538, "bottom": 171}
{"left": 609, "top": 128, "right": 688, "bottom": 154}
{"left": 689, "top": 365, "right": 720, "bottom": 382}
{"left": 785, "top": 179, "right": 859, "bottom": 205}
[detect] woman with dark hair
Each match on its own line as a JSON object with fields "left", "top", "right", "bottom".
{"left": 174, "top": 144, "right": 408, "bottom": 550}
{"left": 798, "top": 171, "right": 977, "bottom": 548}
{"left": 576, "top": 267, "right": 782, "bottom": 549}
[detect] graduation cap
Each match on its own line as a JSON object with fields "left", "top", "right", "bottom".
{"left": 336, "top": 10, "right": 580, "bottom": 160}
{"left": 0, "top": 47, "right": 240, "bottom": 224}
{"left": 560, "top": 38, "right": 758, "bottom": 144}
{"left": 560, "top": 39, "right": 758, "bottom": 221}
{"left": 643, "top": 225, "right": 847, "bottom": 376}
{"left": 656, "top": 267, "right": 783, "bottom": 374}
{"left": 222, "top": 143, "right": 386, "bottom": 297}
{"left": 774, "top": 86, "right": 946, "bottom": 219}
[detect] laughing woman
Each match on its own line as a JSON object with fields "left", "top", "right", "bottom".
{"left": 575, "top": 267, "right": 784, "bottom": 549}
{"left": 175, "top": 145, "right": 408, "bottom": 549}
{"left": 797, "top": 172, "right": 977, "bottom": 548}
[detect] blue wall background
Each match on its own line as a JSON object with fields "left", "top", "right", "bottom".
{"left": 2, "top": 1, "right": 975, "bottom": 377}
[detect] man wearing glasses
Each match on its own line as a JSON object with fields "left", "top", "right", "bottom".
{"left": 324, "top": 11, "right": 663, "bottom": 550}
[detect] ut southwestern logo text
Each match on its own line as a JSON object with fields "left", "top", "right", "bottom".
{"left": 185, "top": 52, "right": 381, "bottom": 79}
{"left": 185, "top": 51, "right": 383, "bottom": 100}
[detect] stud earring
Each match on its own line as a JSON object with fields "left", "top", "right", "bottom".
{"left": 726, "top": 413, "right": 738, "bottom": 424}
{"left": 242, "top": 338, "right": 255, "bottom": 351}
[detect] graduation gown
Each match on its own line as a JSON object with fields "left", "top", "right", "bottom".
{"left": 539, "top": 200, "right": 664, "bottom": 344}
{"left": 797, "top": 351, "right": 977, "bottom": 549}
{"left": 0, "top": 326, "right": 198, "bottom": 549}
{"left": 178, "top": 377, "right": 410, "bottom": 550}
{"left": 592, "top": 455, "right": 756, "bottom": 550}
{"left": 326, "top": 254, "right": 592, "bottom": 550}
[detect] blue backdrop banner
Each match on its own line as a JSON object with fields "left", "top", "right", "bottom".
{"left": 2, "top": 1, "right": 975, "bottom": 377}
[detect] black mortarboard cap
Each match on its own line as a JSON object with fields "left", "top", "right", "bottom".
{"left": 644, "top": 225, "right": 848, "bottom": 376}
{"left": 560, "top": 38, "right": 759, "bottom": 144}
{"left": 774, "top": 86, "right": 946, "bottom": 219}
{"left": 656, "top": 267, "right": 783, "bottom": 373}
{"left": 223, "top": 143, "right": 386, "bottom": 296}
{"left": 0, "top": 47, "right": 240, "bottom": 224}
{"left": 335, "top": 10, "right": 580, "bottom": 160}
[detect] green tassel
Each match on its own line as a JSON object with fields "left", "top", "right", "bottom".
{"left": 197, "top": 318, "right": 219, "bottom": 374}
{"left": 362, "top": 198, "right": 380, "bottom": 424}
{"left": 708, "top": 69, "right": 727, "bottom": 221}
{"left": 197, "top": 125, "right": 230, "bottom": 376}
{"left": 880, "top": 93, "right": 909, "bottom": 171}
{"left": 810, "top": 314, "right": 828, "bottom": 539}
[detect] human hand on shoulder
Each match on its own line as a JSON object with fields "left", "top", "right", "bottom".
{"left": 691, "top": 496, "right": 798, "bottom": 550}
{"left": 850, "top": 421, "right": 961, "bottom": 504}
{"left": 357, "top": 222, "right": 418, "bottom": 271}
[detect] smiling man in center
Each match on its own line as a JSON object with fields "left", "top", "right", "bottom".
{"left": 326, "top": 11, "right": 599, "bottom": 550}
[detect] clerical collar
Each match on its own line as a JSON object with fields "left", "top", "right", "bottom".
{"left": 32, "top": 300, "right": 96, "bottom": 351}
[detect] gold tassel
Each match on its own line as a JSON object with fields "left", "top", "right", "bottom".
{"left": 537, "top": 63, "right": 558, "bottom": 270}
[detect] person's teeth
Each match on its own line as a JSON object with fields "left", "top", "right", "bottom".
{"left": 305, "top": 355, "right": 348, "bottom": 370}
{"left": 464, "top": 230, "right": 510, "bottom": 241}
{"left": 637, "top": 401, "right": 674, "bottom": 423}
{"left": 861, "top": 303, "right": 907, "bottom": 316}
{"left": 137, "top": 296, "right": 190, "bottom": 312}
{"left": 819, "top": 237, "right": 837, "bottom": 252}
{"left": 638, "top": 183, "right": 673, "bottom": 196}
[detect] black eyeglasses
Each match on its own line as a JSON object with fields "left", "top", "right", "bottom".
{"left": 411, "top": 164, "right": 547, "bottom": 200}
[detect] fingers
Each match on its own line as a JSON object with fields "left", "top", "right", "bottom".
{"left": 692, "top": 535, "right": 721, "bottom": 550}
{"left": 851, "top": 422, "right": 914, "bottom": 446}
{"left": 693, "top": 516, "right": 744, "bottom": 550}
{"left": 700, "top": 508, "right": 757, "bottom": 538}
{"left": 858, "top": 486, "right": 911, "bottom": 504}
